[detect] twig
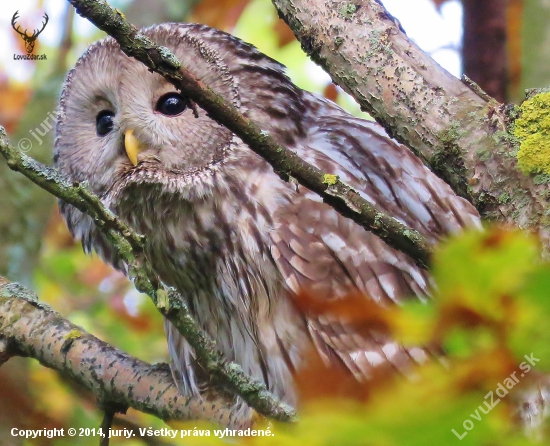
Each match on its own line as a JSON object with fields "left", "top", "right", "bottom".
{"left": 461, "top": 75, "right": 495, "bottom": 104}
{"left": 65, "top": 0, "right": 433, "bottom": 269}
{"left": 100, "top": 409, "right": 116, "bottom": 446}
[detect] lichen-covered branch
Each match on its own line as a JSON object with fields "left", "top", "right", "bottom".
{"left": 271, "top": 0, "right": 491, "bottom": 196}
{"left": 0, "top": 128, "right": 295, "bottom": 423}
{"left": 65, "top": 0, "right": 433, "bottom": 268}
{"left": 271, "top": 0, "right": 550, "bottom": 254}
{"left": 0, "top": 277, "right": 247, "bottom": 427}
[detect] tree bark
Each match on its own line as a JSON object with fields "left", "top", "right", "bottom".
{"left": 271, "top": 0, "right": 550, "bottom": 254}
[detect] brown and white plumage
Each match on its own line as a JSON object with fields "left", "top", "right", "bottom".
{"left": 54, "top": 23, "right": 480, "bottom": 409}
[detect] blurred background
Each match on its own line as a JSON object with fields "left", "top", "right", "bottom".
{"left": 0, "top": 0, "right": 548, "bottom": 444}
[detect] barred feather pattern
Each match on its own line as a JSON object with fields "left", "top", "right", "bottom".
{"left": 54, "top": 23, "right": 481, "bottom": 413}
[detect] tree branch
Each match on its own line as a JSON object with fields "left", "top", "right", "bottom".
{"left": 0, "top": 277, "right": 249, "bottom": 427}
{"left": 271, "top": 0, "right": 491, "bottom": 199}
{"left": 271, "top": 0, "right": 550, "bottom": 254}
{"left": 65, "top": 0, "right": 433, "bottom": 268}
{"left": 0, "top": 128, "right": 295, "bottom": 423}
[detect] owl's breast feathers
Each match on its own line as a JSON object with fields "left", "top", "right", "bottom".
{"left": 106, "top": 92, "right": 480, "bottom": 404}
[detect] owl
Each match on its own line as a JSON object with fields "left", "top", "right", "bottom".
{"left": 54, "top": 23, "right": 481, "bottom": 413}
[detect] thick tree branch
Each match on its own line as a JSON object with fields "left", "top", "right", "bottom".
{"left": 271, "top": 0, "right": 490, "bottom": 197}
{"left": 65, "top": 0, "right": 433, "bottom": 268}
{"left": 0, "top": 128, "right": 295, "bottom": 423}
{"left": 0, "top": 277, "right": 248, "bottom": 427}
{"left": 271, "top": 0, "right": 550, "bottom": 254}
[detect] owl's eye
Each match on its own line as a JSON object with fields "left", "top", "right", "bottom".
{"left": 96, "top": 110, "right": 115, "bottom": 136}
{"left": 156, "top": 93, "right": 187, "bottom": 116}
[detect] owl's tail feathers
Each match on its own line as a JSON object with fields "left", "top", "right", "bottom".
{"left": 164, "top": 319, "right": 258, "bottom": 428}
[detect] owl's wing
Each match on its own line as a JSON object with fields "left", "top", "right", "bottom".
{"left": 269, "top": 104, "right": 480, "bottom": 378}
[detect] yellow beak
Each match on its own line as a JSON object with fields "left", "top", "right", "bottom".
{"left": 124, "top": 130, "right": 144, "bottom": 166}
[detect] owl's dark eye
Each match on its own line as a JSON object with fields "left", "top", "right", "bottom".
{"left": 96, "top": 110, "right": 115, "bottom": 136}
{"left": 156, "top": 93, "right": 187, "bottom": 116}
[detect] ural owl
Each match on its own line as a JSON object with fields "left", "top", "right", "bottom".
{"left": 54, "top": 23, "right": 480, "bottom": 411}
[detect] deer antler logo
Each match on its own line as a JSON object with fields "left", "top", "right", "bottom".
{"left": 11, "top": 11, "right": 49, "bottom": 55}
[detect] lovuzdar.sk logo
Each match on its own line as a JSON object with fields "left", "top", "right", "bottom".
{"left": 12, "top": 10, "right": 48, "bottom": 61}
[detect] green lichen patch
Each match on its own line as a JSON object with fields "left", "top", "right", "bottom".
{"left": 498, "top": 192, "right": 511, "bottom": 204}
{"left": 156, "top": 289, "right": 170, "bottom": 312}
{"left": 64, "top": 329, "right": 83, "bottom": 341}
{"left": 114, "top": 8, "right": 125, "bottom": 19}
{"left": 61, "top": 329, "right": 83, "bottom": 354}
{"left": 514, "top": 92, "right": 550, "bottom": 174}
{"left": 322, "top": 174, "right": 338, "bottom": 186}
{"left": 438, "top": 123, "right": 466, "bottom": 146}
{"left": 339, "top": 3, "right": 357, "bottom": 19}
{"left": 534, "top": 173, "right": 550, "bottom": 185}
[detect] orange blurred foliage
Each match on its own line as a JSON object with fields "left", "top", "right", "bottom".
{"left": 108, "top": 291, "right": 156, "bottom": 332}
{"left": 44, "top": 208, "right": 77, "bottom": 250}
{"left": 0, "top": 78, "right": 31, "bottom": 134}
{"left": 323, "top": 83, "right": 339, "bottom": 102}
{"left": 293, "top": 290, "right": 396, "bottom": 338}
{"left": 507, "top": 0, "right": 523, "bottom": 99}
{"left": 0, "top": 367, "right": 63, "bottom": 440}
{"left": 273, "top": 19, "right": 296, "bottom": 47}
{"left": 430, "top": 0, "right": 450, "bottom": 10}
{"left": 190, "top": 0, "right": 252, "bottom": 31}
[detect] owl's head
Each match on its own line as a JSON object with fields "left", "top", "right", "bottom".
{"left": 54, "top": 23, "right": 252, "bottom": 199}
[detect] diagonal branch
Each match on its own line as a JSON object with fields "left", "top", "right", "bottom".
{"left": 0, "top": 277, "right": 247, "bottom": 427}
{"left": 65, "top": 0, "right": 433, "bottom": 268}
{"left": 0, "top": 128, "right": 295, "bottom": 423}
